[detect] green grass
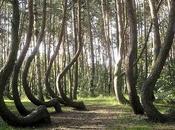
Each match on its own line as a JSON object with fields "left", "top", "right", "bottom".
{"left": 80, "top": 96, "right": 175, "bottom": 130}
{"left": 79, "top": 95, "right": 118, "bottom": 106}
{"left": 0, "top": 97, "right": 175, "bottom": 130}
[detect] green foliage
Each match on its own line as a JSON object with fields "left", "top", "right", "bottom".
{"left": 155, "top": 59, "right": 175, "bottom": 102}
{"left": 77, "top": 64, "right": 110, "bottom": 97}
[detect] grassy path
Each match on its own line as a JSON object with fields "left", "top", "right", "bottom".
{"left": 1, "top": 97, "right": 175, "bottom": 130}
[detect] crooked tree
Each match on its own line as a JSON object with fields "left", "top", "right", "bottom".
{"left": 0, "top": 0, "right": 50, "bottom": 126}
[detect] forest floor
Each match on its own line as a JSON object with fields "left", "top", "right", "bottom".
{"left": 1, "top": 97, "right": 175, "bottom": 130}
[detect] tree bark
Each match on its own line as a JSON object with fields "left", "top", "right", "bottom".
{"left": 125, "top": 0, "right": 144, "bottom": 115}
{"left": 22, "top": 0, "right": 61, "bottom": 112}
{"left": 72, "top": 1, "right": 79, "bottom": 99}
{"left": 148, "top": 0, "right": 161, "bottom": 66}
{"left": 56, "top": 0, "right": 86, "bottom": 110}
{"left": 44, "top": 0, "right": 68, "bottom": 105}
{"left": 114, "top": 0, "right": 128, "bottom": 104}
{"left": 86, "top": 0, "right": 95, "bottom": 97}
{"left": 101, "top": 0, "right": 113, "bottom": 95}
{"left": 0, "top": 0, "right": 50, "bottom": 126}
{"left": 36, "top": 52, "right": 44, "bottom": 101}
{"left": 141, "top": 0, "right": 175, "bottom": 122}
{"left": 11, "top": 0, "right": 34, "bottom": 116}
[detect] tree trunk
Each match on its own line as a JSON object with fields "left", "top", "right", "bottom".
{"left": 148, "top": 0, "right": 161, "bottom": 66}
{"left": 72, "top": 1, "right": 79, "bottom": 99}
{"left": 148, "top": 0, "right": 163, "bottom": 102}
{"left": 36, "top": 52, "right": 44, "bottom": 101}
{"left": 114, "top": 0, "right": 128, "bottom": 104}
{"left": 11, "top": 0, "right": 34, "bottom": 116}
{"left": 86, "top": 0, "right": 95, "bottom": 97}
{"left": 44, "top": 0, "right": 67, "bottom": 105}
{"left": 0, "top": 0, "right": 50, "bottom": 126}
{"left": 101, "top": 0, "right": 113, "bottom": 95}
{"left": 56, "top": 0, "right": 86, "bottom": 110}
{"left": 125, "top": 0, "right": 144, "bottom": 115}
{"left": 22, "top": 0, "right": 61, "bottom": 112}
{"left": 141, "top": 0, "right": 175, "bottom": 122}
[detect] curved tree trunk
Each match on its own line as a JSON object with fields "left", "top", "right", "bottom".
{"left": 22, "top": 0, "right": 61, "bottom": 112}
{"left": 148, "top": 0, "right": 163, "bottom": 102}
{"left": 141, "top": 0, "right": 175, "bottom": 122}
{"left": 125, "top": 0, "right": 144, "bottom": 114}
{"left": 11, "top": 0, "right": 34, "bottom": 116}
{"left": 56, "top": 0, "right": 86, "bottom": 110}
{"left": 44, "top": 0, "right": 67, "bottom": 105}
{"left": 23, "top": 66, "right": 62, "bottom": 112}
{"left": 0, "top": 0, "right": 50, "bottom": 126}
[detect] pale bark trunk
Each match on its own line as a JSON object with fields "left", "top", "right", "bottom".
{"left": 148, "top": 0, "right": 161, "bottom": 66}
{"left": 87, "top": 0, "right": 95, "bottom": 97}
{"left": 114, "top": 0, "right": 128, "bottom": 104}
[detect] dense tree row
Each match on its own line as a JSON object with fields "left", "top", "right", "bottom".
{"left": 0, "top": 0, "right": 175, "bottom": 127}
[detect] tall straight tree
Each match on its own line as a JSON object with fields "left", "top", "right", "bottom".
{"left": 101, "top": 0, "right": 113, "bottom": 95}
{"left": 73, "top": 0, "right": 79, "bottom": 99}
{"left": 86, "top": 0, "right": 95, "bottom": 97}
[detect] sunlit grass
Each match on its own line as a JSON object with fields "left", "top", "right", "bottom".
{"left": 79, "top": 95, "right": 118, "bottom": 106}
{"left": 79, "top": 96, "right": 175, "bottom": 130}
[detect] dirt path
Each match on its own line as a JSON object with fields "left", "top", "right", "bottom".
{"left": 37, "top": 104, "right": 175, "bottom": 130}
{"left": 43, "top": 105, "right": 122, "bottom": 130}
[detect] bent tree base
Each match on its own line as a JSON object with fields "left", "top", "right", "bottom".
{"left": 64, "top": 99, "right": 86, "bottom": 110}
{"left": 55, "top": 0, "right": 86, "bottom": 111}
{"left": 57, "top": 76, "right": 87, "bottom": 110}
{"left": 22, "top": 63, "right": 62, "bottom": 113}
{"left": 0, "top": 100, "right": 51, "bottom": 127}
{"left": 142, "top": 86, "right": 166, "bottom": 122}
{"left": 49, "top": 98, "right": 62, "bottom": 112}
{"left": 0, "top": 0, "right": 51, "bottom": 126}
{"left": 129, "top": 93, "right": 144, "bottom": 115}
